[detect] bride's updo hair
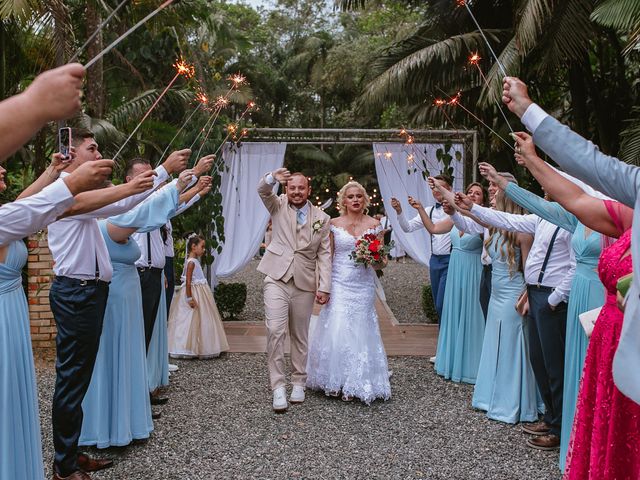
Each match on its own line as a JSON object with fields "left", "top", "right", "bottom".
{"left": 337, "top": 181, "right": 371, "bottom": 216}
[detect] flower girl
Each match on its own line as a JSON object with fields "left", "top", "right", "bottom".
{"left": 168, "top": 234, "right": 229, "bottom": 359}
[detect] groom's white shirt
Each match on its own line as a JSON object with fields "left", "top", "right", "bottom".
{"left": 522, "top": 102, "right": 640, "bottom": 404}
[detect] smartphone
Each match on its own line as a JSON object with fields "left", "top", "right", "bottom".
{"left": 58, "top": 127, "right": 72, "bottom": 161}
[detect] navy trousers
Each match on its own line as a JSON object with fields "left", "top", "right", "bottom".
{"left": 50, "top": 277, "right": 109, "bottom": 477}
{"left": 164, "top": 256, "right": 175, "bottom": 312}
{"left": 479, "top": 264, "right": 492, "bottom": 321}
{"left": 139, "top": 267, "right": 164, "bottom": 351}
{"left": 429, "top": 254, "right": 450, "bottom": 323}
{"left": 526, "top": 286, "right": 567, "bottom": 437}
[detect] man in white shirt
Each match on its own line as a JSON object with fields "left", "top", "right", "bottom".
{"left": 457, "top": 192, "right": 576, "bottom": 451}
{"left": 0, "top": 159, "right": 116, "bottom": 246}
{"left": 47, "top": 129, "right": 188, "bottom": 479}
{"left": 391, "top": 174, "right": 453, "bottom": 322}
{"left": 502, "top": 76, "right": 640, "bottom": 406}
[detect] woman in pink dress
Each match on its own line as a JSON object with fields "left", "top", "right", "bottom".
{"left": 512, "top": 132, "right": 640, "bottom": 479}
{"left": 564, "top": 202, "right": 640, "bottom": 479}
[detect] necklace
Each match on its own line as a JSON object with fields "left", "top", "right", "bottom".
{"left": 347, "top": 215, "right": 363, "bottom": 236}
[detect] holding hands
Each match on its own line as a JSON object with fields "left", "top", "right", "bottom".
{"left": 316, "top": 291, "right": 330, "bottom": 305}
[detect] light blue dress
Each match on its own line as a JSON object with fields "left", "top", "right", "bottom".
{"left": 505, "top": 183, "right": 604, "bottom": 471}
{"left": 472, "top": 235, "right": 539, "bottom": 423}
{"left": 435, "top": 227, "right": 485, "bottom": 383}
{"left": 80, "top": 186, "right": 177, "bottom": 448}
{"left": 147, "top": 274, "right": 169, "bottom": 392}
{"left": 0, "top": 241, "right": 44, "bottom": 479}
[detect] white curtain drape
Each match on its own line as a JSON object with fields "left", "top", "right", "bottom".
{"left": 212, "top": 142, "right": 286, "bottom": 283}
{"left": 373, "top": 143, "right": 464, "bottom": 266}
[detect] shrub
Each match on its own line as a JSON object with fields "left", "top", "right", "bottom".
{"left": 214, "top": 282, "right": 247, "bottom": 320}
{"left": 421, "top": 284, "right": 439, "bottom": 324}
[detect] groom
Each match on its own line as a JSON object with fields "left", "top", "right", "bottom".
{"left": 257, "top": 168, "right": 331, "bottom": 412}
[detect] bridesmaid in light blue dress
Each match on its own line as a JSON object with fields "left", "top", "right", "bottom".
{"left": 0, "top": 240, "right": 44, "bottom": 479}
{"left": 504, "top": 182, "right": 604, "bottom": 471}
{"left": 472, "top": 232, "right": 540, "bottom": 422}
{"left": 435, "top": 226, "right": 485, "bottom": 383}
{"left": 80, "top": 184, "right": 179, "bottom": 448}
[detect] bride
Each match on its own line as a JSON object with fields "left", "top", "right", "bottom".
{"left": 306, "top": 181, "right": 391, "bottom": 404}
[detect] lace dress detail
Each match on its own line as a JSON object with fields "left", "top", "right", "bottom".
{"left": 564, "top": 228, "right": 640, "bottom": 479}
{"left": 306, "top": 225, "right": 391, "bottom": 404}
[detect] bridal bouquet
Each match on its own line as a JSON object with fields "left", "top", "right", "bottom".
{"left": 349, "top": 232, "right": 394, "bottom": 268}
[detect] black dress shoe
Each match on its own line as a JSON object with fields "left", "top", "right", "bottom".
{"left": 150, "top": 395, "right": 168, "bottom": 405}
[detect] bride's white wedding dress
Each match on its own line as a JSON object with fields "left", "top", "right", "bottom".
{"left": 306, "top": 224, "right": 391, "bottom": 404}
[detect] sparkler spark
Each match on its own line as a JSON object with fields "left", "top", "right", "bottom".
{"left": 468, "top": 52, "right": 481, "bottom": 65}
{"left": 229, "top": 73, "right": 247, "bottom": 88}
{"left": 433, "top": 98, "right": 447, "bottom": 107}
{"left": 195, "top": 91, "right": 209, "bottom": 106}
{"left": 174, "top": 58, "right": 195, "bottom": 78}
{"left": 456, "top": 0, "right": 466, "bottom": 6}
{"left": 214, "top": 96, "right": 229, "bottom": 109}
{"left": 384, "top": 152, "right": 393, "bottom": 160}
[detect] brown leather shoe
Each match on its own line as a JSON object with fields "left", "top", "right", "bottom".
{"left": 52, "top": 471, "right": 92, "bottom": 480}
{"left": 522, "top": 421, "right": 551, "bottom": 436}
{"left": 77, "top": 453, "right": 114, "bottom": 472}
{"left": 527, "top": 434, "right": 560, "bottom": 451}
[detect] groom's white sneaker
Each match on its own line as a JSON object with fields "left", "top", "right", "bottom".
{"left": 290, "top": 385, "right": 305, "bottom": 404}
{"left": 272, "top": 387, "right": 288, "bottom": 413}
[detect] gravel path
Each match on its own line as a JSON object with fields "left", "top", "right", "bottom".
{"left": 37, "top": 355, "right": 560, "bottom": 480}
{"left": 222, "top": 257, "right": 432, "bottom": 324}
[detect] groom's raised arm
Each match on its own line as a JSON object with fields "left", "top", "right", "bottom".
{"left": 257, "top": 172, "right": 281, "bottom": 215}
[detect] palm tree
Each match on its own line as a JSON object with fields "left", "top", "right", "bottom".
{"left": 337, "top": 0, "right": 638, "bottom": 160}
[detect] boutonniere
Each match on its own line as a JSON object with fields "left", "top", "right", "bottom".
{"left": 312, "top": 219, "right": 324, "bottom": 234}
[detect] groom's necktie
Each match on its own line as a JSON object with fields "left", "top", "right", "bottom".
{"left": 296, "top": 209, "right": 306, "bottom": 226}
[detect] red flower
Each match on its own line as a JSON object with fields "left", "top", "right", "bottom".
{"left": 368, "top": 240, "right": 380, "bottom": 252}
{"left": 373, "top": 252, "right": 381, "bottom": 261}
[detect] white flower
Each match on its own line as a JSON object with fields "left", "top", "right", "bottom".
{"left": 312, "top": 219, "right": 324, "bottom": 234}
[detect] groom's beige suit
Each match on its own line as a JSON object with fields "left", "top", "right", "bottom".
{"left": 257, "top": 175, "right": 332, "bottom": 390}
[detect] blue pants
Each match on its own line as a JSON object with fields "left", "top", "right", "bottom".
{"left": 429, "top": 254, "right": 450, "bottom": 323}
{"left": 50, "top": 277, "right": 109, "bottom": 477}
{"left": 527, "top": 286, "right": 567, "bottom": 436}
{"left": 164, "top": 256, "right": 175, "bottom": 312}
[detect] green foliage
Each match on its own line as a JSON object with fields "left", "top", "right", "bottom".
{"left": 214, "top": 282, "right": 247, "bottom": 320}
{"left": 421, "top": 284, "right": 438, "bottom": 324}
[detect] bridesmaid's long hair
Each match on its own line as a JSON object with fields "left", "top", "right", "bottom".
{"left": 484, "top": 177, "right": 527, "bottom": 275}
{"left": 337, "top": 181, "right": 371, "bottom": 216}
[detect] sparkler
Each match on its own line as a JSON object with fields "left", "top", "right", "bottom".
{"left": 456, "top": 0, "right": 508, "bottom": 78}
{"left": 113, "top": 58, "right": 195, "bottom": 161}
{"left": 156, "top": 90, "right": 209, "bottom": 167}
{"left": 70, "top": 0, "right": 130, "bottom": 63}
{"left": 439, "top": 89, "right": 514, "bottom": 151}
{"left": 85, "top": 0, "right": 176, "bottom": 69}
{"left": 210, "top": 101, "right": 257, "bottom": 171}
{"left": 188, "top": 74, "right": 247, "bottom": 153}
{"left": 468, "top": 52, "right": 514, "bottom": 134}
